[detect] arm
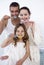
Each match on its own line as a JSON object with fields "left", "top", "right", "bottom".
{"left": 16, "top": 40, "right": 31, "bottom": 65}
{"left": 34, "top": 22, "right": 42, "bottom": 46}
{"left": 30, "top": 21, "right": 37, "bottom": 46}
{"left": 0, "top": 56, "right": 9, "bottom": 60}
{"left": 0, "top": 15, "right": 10, "bottom": 34}
{"left": 21, "top": 40, "right": 31, "bottom": 62}
{"left": 0, "top": 35, "right": 13, "bottom": 48}
{"left": 0, "top": 21, "right": 3, "bottom": 34}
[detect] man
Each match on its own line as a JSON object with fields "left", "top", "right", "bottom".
{"left": 0, "top": 2, "right": 20, "bottom": 65}
{"left": 0, "top": 2, "right": 20, "bottom": 35}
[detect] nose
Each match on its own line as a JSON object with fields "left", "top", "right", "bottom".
{"left": 22, "top": 15, "right": 26, "bottom": 19}
{"left": 22, "top": 15, "right": 25, "bottom": 19}
{"left": 19, "top": 31, "right": 22, "bottom": 35}
{"left": 19, "top": 32, "right": 22, "bottom": 34}
{"left": 13, "top": 12, "right": 16, "bottom": 16}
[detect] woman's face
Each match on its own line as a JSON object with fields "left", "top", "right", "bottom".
{"left": 19, "top": 9, "right": 29, "bottom": 21}
{"left": 16, "top": 26, "right": 25, "bottom": 39}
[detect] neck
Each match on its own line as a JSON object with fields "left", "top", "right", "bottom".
{"left": 11, "top": 17, "right": 20, "bottom": 25}
{"left": 18, "top": 38, "right": 23, "bottom": 42}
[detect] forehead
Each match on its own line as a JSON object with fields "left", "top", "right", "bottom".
{"left": 17, "top": 26, "right": 24, "bottom": 30}
{"left": 20, "top": 9, "right": 28, "bottom": 14}
{"left": 10, "top": 6, "right": 19, "bottom": 11}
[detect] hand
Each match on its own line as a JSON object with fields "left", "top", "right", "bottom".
{"left": 0, "top": 56, "right": 4, "bottom": 60}
{"left": 0, "top": 56, "right": 8, "bottom": 60}
{"left": 16, "top": 59, "right": 23, "bottom": 65}
{"left": 3, "top": 15, "right": 10, "bottom": 20}
{"left": 29, "top": 55, "right": 32, "bottom": 61}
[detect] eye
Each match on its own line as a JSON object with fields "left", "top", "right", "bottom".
{"left": 15, "top": 10, "right": 19, "bottom": 13}
{"left": 21, "top": 30, "right": 24, "bottom": 33}
{"left": 20, "top": 14, "right": 23, "bottom": 16}
{"left": 24, "top": 14, "right": 27, "bottom": 16}
{"left": 17, "top": 30, "right": 20, "bottom": 32}
{"left": 11, "top": 10, "right": 14, "bottom": 13}
{"left": 22, "top": 30, "right": 24, "bottom": 32}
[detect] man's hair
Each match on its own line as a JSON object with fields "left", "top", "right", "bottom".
{"left": 10, "top": 2, "right": 20, "bottom": 9}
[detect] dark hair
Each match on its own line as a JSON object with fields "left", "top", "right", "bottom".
{"left": 10, "top": 2, "right": 20, "bottom": 10}
{"left": 20, "top": 7, "right": 31, "bottom": 15}
{"left": 13, "top": 23, "right": 29, "bottom": 46}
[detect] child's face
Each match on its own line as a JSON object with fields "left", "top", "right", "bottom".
{"left": 16, "top": 26, "right": 25, "bottom": 39}
{"left": 19, "top": 9, "right": 29, "bottom": 21}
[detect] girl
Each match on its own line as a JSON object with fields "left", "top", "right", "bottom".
{"left": 0, "top": 23, "right": 32, "bottom": 65}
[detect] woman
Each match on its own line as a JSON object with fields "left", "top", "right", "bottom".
{"left": 19, "top": 7, "right": 40, "bottom": 65}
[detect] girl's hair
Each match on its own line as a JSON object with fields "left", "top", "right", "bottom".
{"left": 13, "top": 23, "right": 29, "bottom": 46}
{"left": 20, "top": 7, "right": 31, "bottom": 15}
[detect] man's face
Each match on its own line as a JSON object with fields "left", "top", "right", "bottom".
{"left": 10, "top": 6, "right": 19, "bottom": 18}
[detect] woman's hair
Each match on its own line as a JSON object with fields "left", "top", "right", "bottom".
{"left": 20, "top": 7, "right": 31, "bottom": 15}
{"left": 13, "top": 23, "right": 29, "bottom": 46}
